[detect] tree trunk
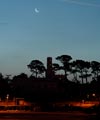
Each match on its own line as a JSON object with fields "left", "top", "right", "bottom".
{"left": 65, "top": 69, "right": 68, "bottom": 81}
{"left": 81, "top": 71, "right": 84, "bottom": 84}
{"left": 85, "top": 71, "right": 88, "bottom": 83}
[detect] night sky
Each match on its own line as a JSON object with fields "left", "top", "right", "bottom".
{"left": 0, "top": 0, "right": 100, "bottom": 76}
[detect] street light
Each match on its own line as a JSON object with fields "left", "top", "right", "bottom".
{"left": 6, "top": 94, "right": 9, "bottom": 106}
{"left": 6, "top": 94, "right": 9, "bottom": 100}
{"left": 92, "top": 93, "right": 96, "bottom": 97}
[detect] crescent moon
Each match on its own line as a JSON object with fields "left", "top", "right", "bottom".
{"left": 35, "top": 8, "right": 39, "bottom": 13}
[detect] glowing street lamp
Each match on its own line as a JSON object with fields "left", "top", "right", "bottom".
{"left": 92, "top": 93, "right": 96, "bottom": 97}
{"left": 6, "top": 94, "right": 9, "bottom": 106}
{"left": 6, "top": 94, "right": 9, "bottom": 100}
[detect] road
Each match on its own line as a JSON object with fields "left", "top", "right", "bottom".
{"left": 0, "top": 111, "right": 97, "bottom": 120}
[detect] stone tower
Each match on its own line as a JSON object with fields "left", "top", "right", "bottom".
{"left": 46, "top": 57, "right": 53, "bottom": 79}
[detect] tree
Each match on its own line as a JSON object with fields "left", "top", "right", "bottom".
{"left": 71, "top": 61, "right": 79, "bottom": 82}
{"left": 91, "top": 61, "right": 100, "bottom": 81}
{"left": 0, "top": 73, "right": 3, "bottom": 80}
{"left": 12, "top": 73, "right": 28, "bottom": 97}
{"left": 82, "top": 61, "right": 91, "bottom": 83}
{"left": 0, "top": 73, "right": 10, "bottom": 98}
{"left": 56, "top": 55, "right": 72, "bottom": 80}
{"left": 4, "top": 74, "right": 12, "bottom": 84}
{"left": 27, "top": 60, "right": 46, "bottom": 78}
{"left": 73, "top": 60, "right": 91, "bottom": 84}
{"left": 52, "top": 63, "right": 60, "bottom": 75}
{"left": 73, "top": 60, "right": 85, "bottom": 84}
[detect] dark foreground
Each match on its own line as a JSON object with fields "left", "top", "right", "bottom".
{"left": 0, "top": 112, "right": 97, "bottom": 120}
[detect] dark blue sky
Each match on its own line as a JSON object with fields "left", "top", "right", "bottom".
{"left": 0, "top": 0, "right": 100, "bottom": 76}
